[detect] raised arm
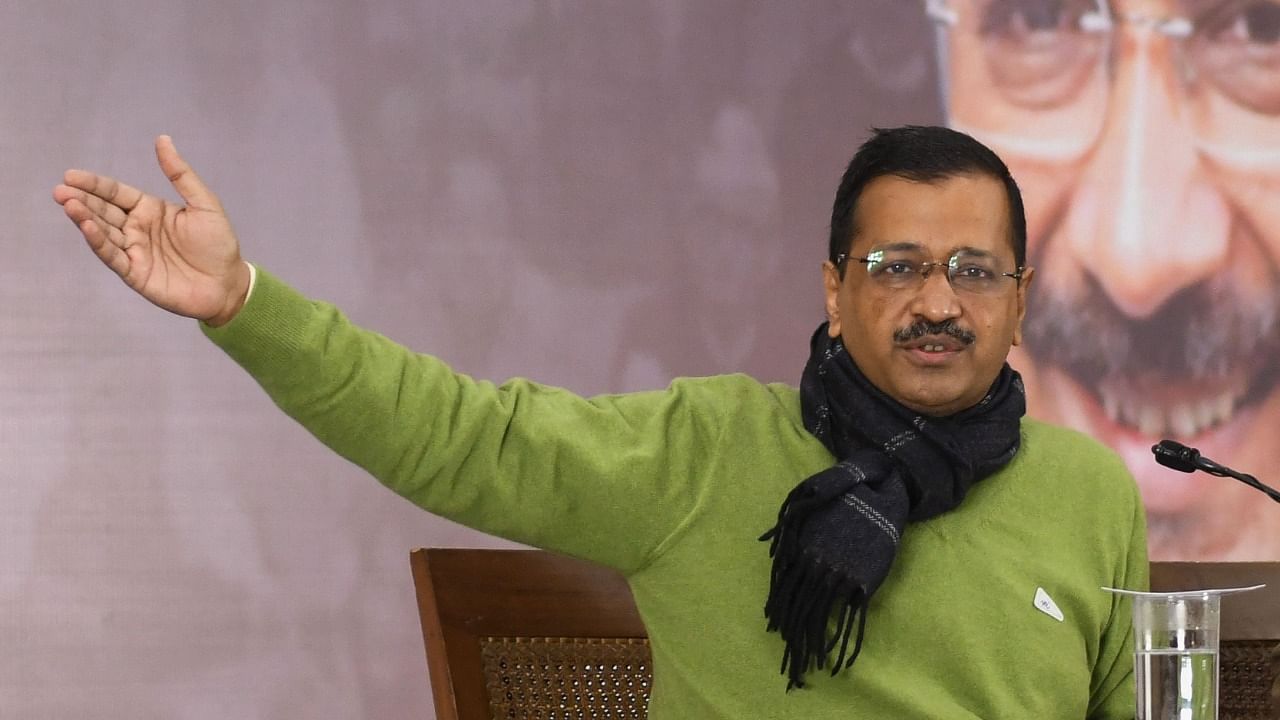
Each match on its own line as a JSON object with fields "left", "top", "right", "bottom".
{"left": 52, "top": 135, "right": 251, "bottom": 327}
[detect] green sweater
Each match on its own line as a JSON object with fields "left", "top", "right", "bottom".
{"left": 205, "top": 269, "right": 1148, "bottom": 719}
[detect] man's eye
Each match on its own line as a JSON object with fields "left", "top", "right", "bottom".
{"left": 955, "top": 264, "right": 996, "bottom": 279}
{"left": 880, "top": 261, "right": 918, "bottom": 275}
{"left": 980, "top": 0, "right": 1081, "bottom": 37}
{"left": 1190, "top": 0, "right": 1280, "bottom": 115}
{"left": 968, "top": 0, "right": 1108, "bottom": 111}
{"left": 1224, "top": 1, "right": 1280, "bottom": 44}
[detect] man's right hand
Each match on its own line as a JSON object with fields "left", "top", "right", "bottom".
{"left": 53, "top": 135, "right": 251, "bottom": 327}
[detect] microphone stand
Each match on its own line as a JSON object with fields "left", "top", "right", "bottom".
{"left": 1192, "top": 455, "right": 1280, "bottom": 504}
{"left": 1152, "top": 439, "right": 1280, "bottom": 504}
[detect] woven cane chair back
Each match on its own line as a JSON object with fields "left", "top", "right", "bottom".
{"left": 1150, "top": 562, "right": 1280, "bottom": 720}
{"left": 411, "top": 552, "right": 1280, "bottom": 719}
{"left": 410, "top": 548, "right": 652, "bottom": 720}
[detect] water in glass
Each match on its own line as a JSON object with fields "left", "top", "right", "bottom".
{"left": 1135, "top": 648, "right": 1217, "bottom": 720}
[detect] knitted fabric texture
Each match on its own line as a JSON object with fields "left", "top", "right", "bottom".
{"left": 761, "top": 324, "right": 1025, "bottom": 689}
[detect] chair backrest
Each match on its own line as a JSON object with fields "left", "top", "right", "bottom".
{"left": 410, "top": 548, "right": 653, "bottom": 720}
{"left": 1150, "top": 562, "right": 1280, "bottom": 720}
{"left": 411, "top": 550, "right": 1280, "bottom": 719}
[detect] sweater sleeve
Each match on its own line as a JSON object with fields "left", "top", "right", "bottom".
{"left": 201, "top": 268, "right": 719, "bottom": 574}
{"left": 1087, "top": 475, "right": 1149, "bottom": 720}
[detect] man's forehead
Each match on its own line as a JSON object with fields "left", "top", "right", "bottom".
{"left": 850, "top": 174, "right": 1014, "bottom": 255}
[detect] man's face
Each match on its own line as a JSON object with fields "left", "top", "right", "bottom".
{"left": 822, "top": 173, "right": 1032, "bottom": 417}
{"left": 938, "top": 0, "right": 1280, "bottom": 557}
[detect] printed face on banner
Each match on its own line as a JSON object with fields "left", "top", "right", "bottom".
{"left": 930, "top": 0, "right": 1280, "bottom": 559}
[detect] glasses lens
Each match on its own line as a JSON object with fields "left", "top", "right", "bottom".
{"left": 941, "top": 0, "right": 1110, "bottom": 153}
{"left": 947, "top": 250, "right": 1008, "bottom": 294}
{"left": 1184, "top": 0, "right": 1280, "bottom": 153}
{"left": 864, "top": 249, "right": 925, "bottom": 289}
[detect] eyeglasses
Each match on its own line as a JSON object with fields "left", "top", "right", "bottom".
{"left": 925, "top": 0, "right": 1280, "bottom": 166}
{"left": 836, "top": 247, "right": 1025, "bottom": 295}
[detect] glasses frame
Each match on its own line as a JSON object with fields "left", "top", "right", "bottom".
{"left": 923, "top": 0, "right": 1197, "bottom": 39}
{"left": 920, "top": 0, "right": 1280, "bottom": 163}
{"left": 835, "top": 250, "right": 1026, "bottom": 294}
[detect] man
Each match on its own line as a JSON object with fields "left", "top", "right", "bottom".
{"left": 925, "top": 0, "right": 1280, "bottom": 559}
{"left": 54, "top": 126, "right": 1146, "bottom": 717}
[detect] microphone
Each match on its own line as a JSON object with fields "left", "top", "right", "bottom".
{"left": 1151, "top": 440, "right": 1280, "bottom": 504}
{"left": 1152, "top": 439, "right": 1201, "bottom": 474}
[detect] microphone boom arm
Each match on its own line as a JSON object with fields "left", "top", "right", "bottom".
{"left": 1196, "top": 457, "right": 1280, "bottom": 504}
{"left": 1152, "top": 439, "right": 1280, "bottom": 504}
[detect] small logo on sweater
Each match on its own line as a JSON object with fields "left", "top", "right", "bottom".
{"left": 1034, "top": 587, "right": 1064, "bottom": 622}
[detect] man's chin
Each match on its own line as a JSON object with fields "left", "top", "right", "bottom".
{"left": 1028, "top": 363, "right": 1261, "bottom": 518}
{"left": 1129, "top": 450, "right": 1219, "bottom": 516}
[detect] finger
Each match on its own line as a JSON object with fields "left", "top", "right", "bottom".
{"left": 155, "top": 135, "right": 222, "bottom": 212}
{"left": 64, "top": 198, "right": 128, "bottom": 251}
{"left": 61, "top": 168, "right": 147, "bottom": 212}
{"left": 52, "top": 184, "right": 129, "bottom": 229}
{"left": 83, "top": 219, "right": 133, "bottom": 280}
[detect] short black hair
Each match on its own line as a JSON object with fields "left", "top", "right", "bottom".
{"left": 828, "top": 125, "right": 1027, "bottom": 275}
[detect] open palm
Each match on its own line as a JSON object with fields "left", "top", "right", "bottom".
{"left": 53, "top": 135, "right": 251, "bottom": 326}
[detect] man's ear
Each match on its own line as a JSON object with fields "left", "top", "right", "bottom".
{"left": 822, "top": 261, "right": 842, "bottom": 338}
{"left": 1012, "top": 266, "right": 1034, "bottom": 346}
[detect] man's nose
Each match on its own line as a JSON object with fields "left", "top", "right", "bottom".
{"left": 909, "top": 269, "right": 962, "bottom": 322}
{"left": 1064, "top": 26, "right": 1230, "bottom": 318}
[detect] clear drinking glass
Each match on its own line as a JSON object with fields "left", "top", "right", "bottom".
{"left": 1105, "top": 585, "right": 1264, "bottom": 720}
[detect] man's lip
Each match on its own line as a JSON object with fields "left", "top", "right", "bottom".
{"left": 1040, "top": 364, "right": 1257, "bottom": 515}
{"left": 1096, "top": 376, "right": 1245, "bottom": 439}
{"left": 899, "top": 335, "right": 968, "bottom": 352}
{"left": 898, "top": 341, "right": 967, "bottom": 366}
{"left": 1020, "top": 272, "right": 1280, "bottom": 439}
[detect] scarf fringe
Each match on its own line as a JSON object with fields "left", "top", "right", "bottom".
{"left": 762, "top": 494, "right": 871, "bottom": 690}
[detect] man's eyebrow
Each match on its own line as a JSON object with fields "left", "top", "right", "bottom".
{"left": 866, "top": 243, "right": 996, "bottom": 258}
{"left": 866, "top": 241, "right": 925, "bottom": 253}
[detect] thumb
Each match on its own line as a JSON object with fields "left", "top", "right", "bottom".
{"left": 154, "top": 135, "right": 223, "bottom": 212}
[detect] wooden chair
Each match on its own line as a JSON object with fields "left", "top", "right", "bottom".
{"left": 1150, "top": 562, "right": 1280, "bottom": 720}
{"left": 410, "top": 548, "right": 653, "bottom": 720}
{"left": 410, "top": 550, "right": 1280, "bottom": 719}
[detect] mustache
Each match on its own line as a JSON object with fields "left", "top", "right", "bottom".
{"left": 1022, "top": 274, "right": 1280, "bottom": 385}
{"left": 893, "top": 319, "right": 976, "bottom": 345}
